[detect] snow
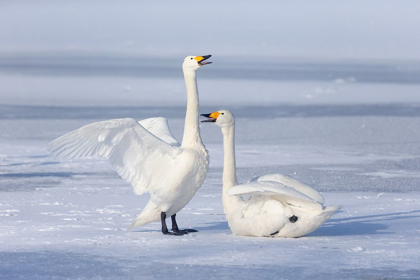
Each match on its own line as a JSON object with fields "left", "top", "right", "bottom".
{"left": 1, "top": 145, "right": 420, "bottom": 279}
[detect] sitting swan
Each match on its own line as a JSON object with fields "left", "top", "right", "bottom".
{"left": 49, "top": 55, "right": 212, "bottom": 235}
{"left": 201, "top": 110, "right": 340, "bottom": 237}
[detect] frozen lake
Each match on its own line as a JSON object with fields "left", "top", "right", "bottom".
{"left": 1, "top": 54, "right": 420, "bottom": 279}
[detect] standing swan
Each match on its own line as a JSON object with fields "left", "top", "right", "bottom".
{"left": 49, "top": 55, "right": 212, "bottom": 235}
{"left": 201, "top": 110, "right": 340, "bottom": 237}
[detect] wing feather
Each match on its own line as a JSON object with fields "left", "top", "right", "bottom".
{"left": 227, "top": 181, "right": 323, "bottom": 210}
{"left": 250, "top": 174, "right": 325, "bottom": 205}
{"left": 138, "top": 117, "right": 180, "bottom": 147}
{"left": 48, "top": 118, "right": 181, "bottom": 195}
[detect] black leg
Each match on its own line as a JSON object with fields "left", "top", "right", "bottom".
{"left": 171, "top": 214, "right": 198, "bottom": 234}
{"left": 161, "top": 212, "right": 185, "bottom": 236}
{"left": 161, "top": 212, "right": 169, "bottom": 234}
{"left": 171, "top": 214, "right": 179, "bottom": 232}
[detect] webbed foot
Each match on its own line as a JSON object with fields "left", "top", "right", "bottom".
{"left": 173, "top": 228, "right": 198, "bottom": 234}
{"left": 163, "top": 230, "right": 186, "bottom": 236}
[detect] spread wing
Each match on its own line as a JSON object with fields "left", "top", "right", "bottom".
{"left": 138, "top": 117, "right": 180, "bottom": 147}
{"left": 227, "top": 181, "right": 323, "bottom": 211}
{"left": 48, "top": 118, "right": 181, "bottom": 195}
{"left": 250, "top": 174, "right": 325, "bottom": 205}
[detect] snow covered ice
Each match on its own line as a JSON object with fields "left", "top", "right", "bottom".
{"left": 1, "top": 57, "right": 420, "bottom": 279}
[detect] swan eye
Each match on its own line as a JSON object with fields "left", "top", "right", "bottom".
{"left": 221, "top": 113, "right": 224, "bottom": 115}
{"left": 190, "top": 58, "right": 193, "bottom": 60}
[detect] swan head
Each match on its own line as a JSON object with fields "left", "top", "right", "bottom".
{"left": 183, "top": 55, "right": 212, "bottom": 71}
{"left": 201, "top": 109, "right": 235, "bottom": 128}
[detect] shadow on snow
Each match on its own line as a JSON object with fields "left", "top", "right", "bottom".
{"left": 309, "top": 210, "right": 420, "bottom": 237}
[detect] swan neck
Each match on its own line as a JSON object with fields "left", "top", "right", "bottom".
{"left": 221, "top": 125, "right": 241, "bottom": 216}
{"left": 181, "top": 69, "right": 203, "bottom": 147}
{"left": 222, "top": 125, "right": 237, "bottom": 187}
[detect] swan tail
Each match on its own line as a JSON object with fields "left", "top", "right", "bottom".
{"left": 320, "top": 205, "right": 342, "bottom": 220}
{"left": 127, "top": 200, "right": 161, "bottom": 230}
{"left": 324, "top": 205, "right": 342, "bottom": 213}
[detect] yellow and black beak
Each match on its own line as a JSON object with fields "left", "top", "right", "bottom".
{"left": 195, "top": 55, "right": 212, "bottom": 66}
{"left": 201, "top": 111, "right": 220, "bottom": 123}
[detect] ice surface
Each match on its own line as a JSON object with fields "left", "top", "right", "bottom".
{"left": 1, "top": 55, "right": 420, "bottom": 279}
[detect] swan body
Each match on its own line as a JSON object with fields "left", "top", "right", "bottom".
{"left": 201, "top": 110, "right": 340, "bottom": 237}
{"left": 49, "top": 55, "right": 212, "bottom": 235}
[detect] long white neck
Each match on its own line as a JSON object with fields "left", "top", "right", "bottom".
{"left": 221, "top": 125, "right": 242, "bottom": 216}
{"left": 181, "top": 69, "right": 203, "bottom": 148}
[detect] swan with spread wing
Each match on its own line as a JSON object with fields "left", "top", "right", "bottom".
{"left": 201, "top": 110, "right": 340, "bottom": 237}
{"left": 49, "top": 55, "right": 212, "bottom": 235}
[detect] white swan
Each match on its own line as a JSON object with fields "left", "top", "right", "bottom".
{"left": 48, "top": 55, "right": 212, "bottom": 235}
{"left": 201, "top": 110, "right": 340, "bottom": 237}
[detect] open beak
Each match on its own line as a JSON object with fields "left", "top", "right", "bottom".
{"left": 195, "top": 55, "right": 212, "bottom": 66}
{"left": 200, "top": 111, "right": 219, "bottom": 123}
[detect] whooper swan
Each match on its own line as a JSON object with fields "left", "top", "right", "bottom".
{"left": 201, "top": 109, "right": 340, "bottom": 237}
{"left": 49, "top": 55, "right": 212, "bottom": 235}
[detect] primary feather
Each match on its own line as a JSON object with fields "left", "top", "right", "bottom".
{"left": 227, "top": 181, "right": 323, "bottom": 211}
{"left": 249, "top": 174, "right": 325, "bottom": 205}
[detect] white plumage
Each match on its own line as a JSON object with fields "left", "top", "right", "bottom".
{"left": 201, "top": 109, "right": 341, "bottom": 237}
{"left": 250, "top": 173, "right": 325, "bottom": 205}
{"left": 50, "top": 118, "right": 180, "bottom": 196}
{"left": 227, "top": 180, "right": 324, "bottom": 211}
{"left": 49, "top": 55, "right": 212, "bottom": 235}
